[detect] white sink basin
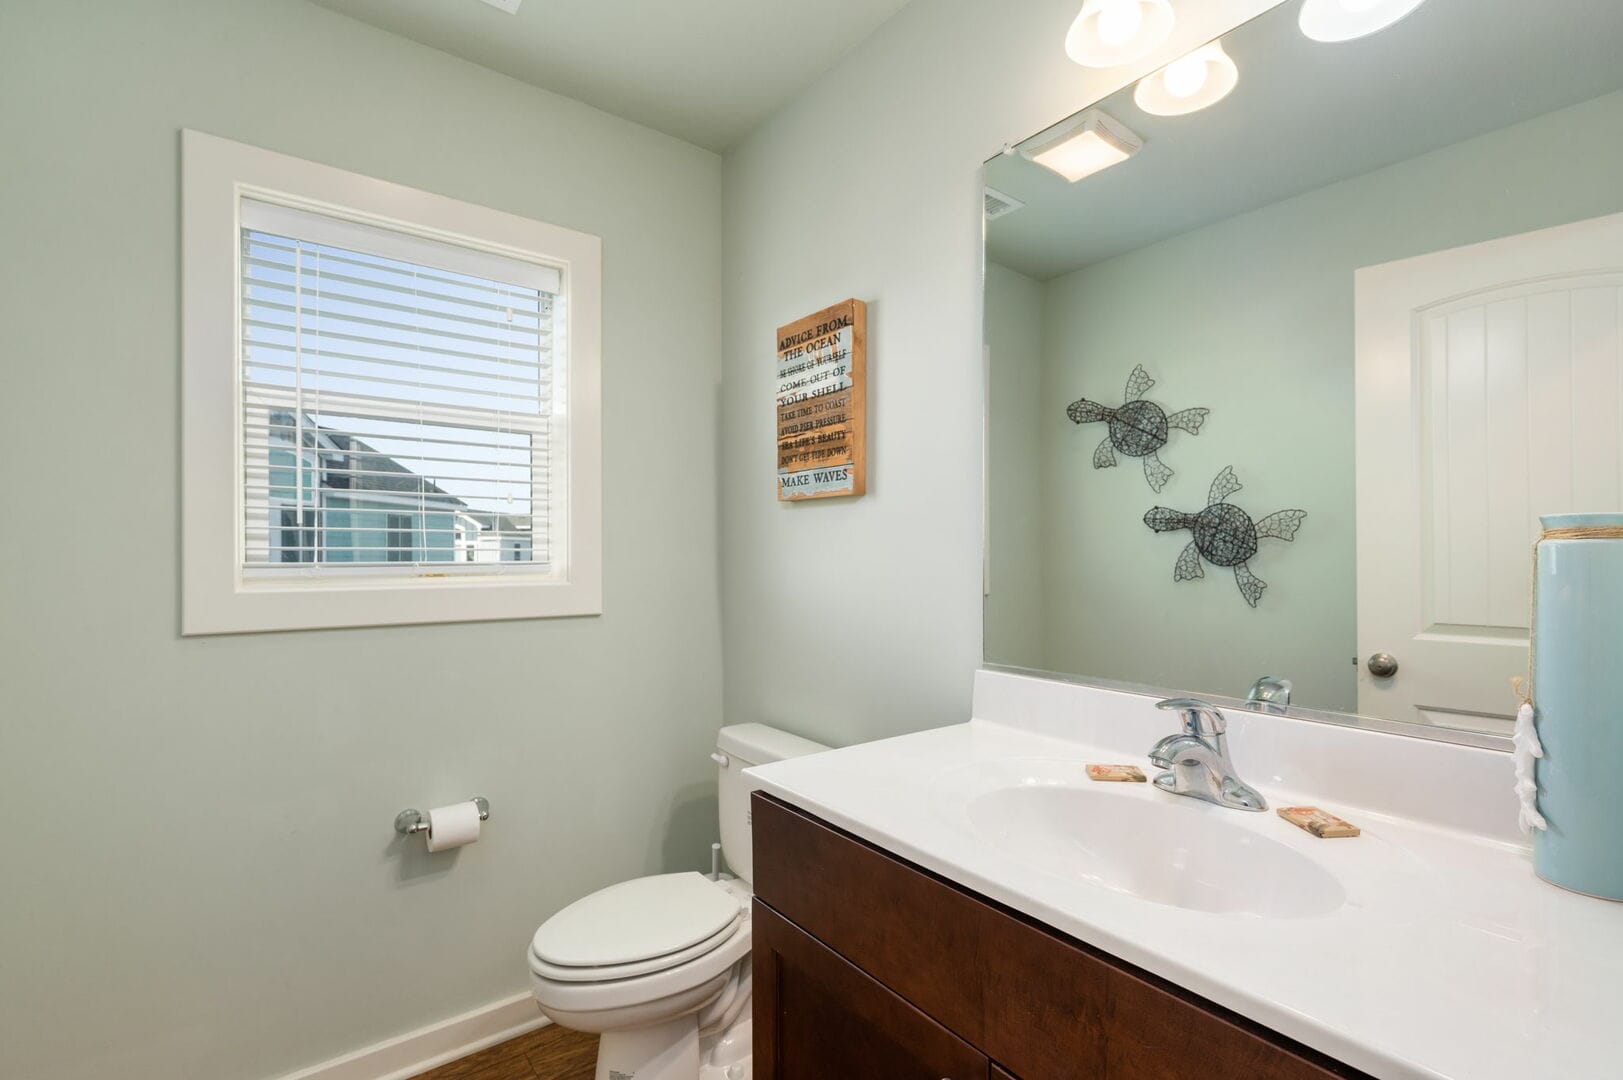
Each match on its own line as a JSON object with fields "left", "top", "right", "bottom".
{"left": 952, "top": 761, "right": 1347, "bottom": 918}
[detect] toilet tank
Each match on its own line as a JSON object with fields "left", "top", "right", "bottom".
{"left": 715, "top": 723, "right": 829, "bottom": 884}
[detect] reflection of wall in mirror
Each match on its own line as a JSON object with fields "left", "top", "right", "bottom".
{"left": 985, "top": 87, "right": 1623, "bottom": 713}
{"left": 985, "top": 262, "right": 1046, "bottom": 668}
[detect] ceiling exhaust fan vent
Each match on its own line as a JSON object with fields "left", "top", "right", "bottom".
{"left": 984, "top": 187, "right": 1025, "bottom": 221}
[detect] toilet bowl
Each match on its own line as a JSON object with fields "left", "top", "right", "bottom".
{"left": 528, "top": 724, "right": 828, "bottom": 1080}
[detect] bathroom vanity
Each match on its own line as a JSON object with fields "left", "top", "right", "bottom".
{"left": 745, "top": 669, "right": 1623, "bottom": 1080}
{"left": 752, "top": 793, "right": 1366, "bottom": 1079}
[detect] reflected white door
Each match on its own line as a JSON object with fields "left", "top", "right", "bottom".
{"left": 1356, "top": 211, "right": 1623, "bottom": 735}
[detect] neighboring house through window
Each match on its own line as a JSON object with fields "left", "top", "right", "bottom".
{"left": 277, "top": 507, "right": 317, "bottom": 564}
{"left": 385, "top": 513, "right": 413, "bottom": 563}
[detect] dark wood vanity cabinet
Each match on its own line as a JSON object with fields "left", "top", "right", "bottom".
{"left": 751, "top": 794, "right": 1374, "bottom": 1080}
{"left": 753, "top": 902, "right": 991, "bottom": 1079}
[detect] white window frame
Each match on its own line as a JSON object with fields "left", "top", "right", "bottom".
{"left": 181, "top": 130, "right": 602, "bottom": 634}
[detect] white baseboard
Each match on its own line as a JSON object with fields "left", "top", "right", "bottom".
{"left": 270, "top": 991, "right": 553, "bottom": 1080}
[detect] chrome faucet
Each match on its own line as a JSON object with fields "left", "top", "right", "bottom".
{"left": 1148, "top": 698, "right": 1267, "bottom": 812}
{"left": 1245, "top": 675, "right": 1293, "bottom": 713}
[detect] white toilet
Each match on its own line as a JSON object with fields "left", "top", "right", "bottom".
{"left": 528, "top": 724, "right": 828, "bottom": 1080}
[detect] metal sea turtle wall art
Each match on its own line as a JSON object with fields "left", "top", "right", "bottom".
{"left": 1066, "top": 365, "right": 1209, "bottom": 493}
{"left": 1144, "top": 466, "right": 1306, "bottom": 608}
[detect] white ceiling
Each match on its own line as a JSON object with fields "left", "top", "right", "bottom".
{"left": 309, "top": 0, "right": 914, "bottom": 151}
{"left": 987, "top": 0, "right": 1623, "bottom": 280}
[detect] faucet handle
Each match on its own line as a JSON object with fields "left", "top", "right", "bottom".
{"left": 1155, "top": 697, "right": 1227, "bottom": 737}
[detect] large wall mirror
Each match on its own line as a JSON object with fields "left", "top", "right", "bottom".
{"left": 983, "top": 0, "right": 1623, "bottom": 746}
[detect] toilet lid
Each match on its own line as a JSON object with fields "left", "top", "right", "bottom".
{"left": 531, "top": 872, "right": 743, "bottom": 969}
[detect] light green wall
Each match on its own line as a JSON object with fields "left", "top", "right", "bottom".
{"left": 0, "top": 3, "right": 721, "bottom": 1080}
{"left": 984, "top": 262, "right": 1046, "bottom": 667}
{"left": 1010, "top": 88, "right": 1623, "bottom": 710}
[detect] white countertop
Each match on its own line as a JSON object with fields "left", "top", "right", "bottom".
{"left": 745, "top": 670, "right": 1623, "bottom": 1080}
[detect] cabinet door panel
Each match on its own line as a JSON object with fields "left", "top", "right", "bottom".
{"left": 751, "top": 793, "right": 988, "bottom": 1043}
{"left": 754, "top": 900, "right": 989, "bottom": 1080}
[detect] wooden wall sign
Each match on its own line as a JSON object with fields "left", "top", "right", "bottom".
{"left": 777, "top": 299, "right": 867, "bottom": 501}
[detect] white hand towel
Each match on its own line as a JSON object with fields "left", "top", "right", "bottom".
{"left": 1512, "top": 701, "right": 1547, "bottom": 833}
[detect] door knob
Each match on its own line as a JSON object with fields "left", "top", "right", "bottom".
{"left": 1367, "top": 652, "right": 1399, "bottom": 678}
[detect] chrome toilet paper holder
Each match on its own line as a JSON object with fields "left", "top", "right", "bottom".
{"left": 394, "top": 797, "right": 490, "bottom": 837}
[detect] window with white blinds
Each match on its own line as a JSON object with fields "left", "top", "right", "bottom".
{"left": 183, "top": 131, "right": 600, "bottom": 634}
{"left": 239, "top": 199, "right": 562, "bottom": 577}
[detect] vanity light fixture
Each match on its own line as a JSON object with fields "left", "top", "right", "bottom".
{"left": 1065, "top": 0, "right": 1175, "bottom": 68}
{"left": 1020, "top": 109, "right": 1144, "bottom": 183}
{"left": 1298, "top": 0, "right": 1428, "bottom": 42}
{"left": 1133, "top": 41, "right": 1239, "bottom": 117}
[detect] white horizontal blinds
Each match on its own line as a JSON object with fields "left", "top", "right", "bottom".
{"left": 239, "top": 199, "right": 559, "bottom": 572}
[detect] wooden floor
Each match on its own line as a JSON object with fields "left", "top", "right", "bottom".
{"left": 415, "top": 1023, "right": 597, "bottom": 1080}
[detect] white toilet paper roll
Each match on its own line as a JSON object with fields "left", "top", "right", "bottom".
{"left": 425, "top": 800, "right": 482, "bottom": 852}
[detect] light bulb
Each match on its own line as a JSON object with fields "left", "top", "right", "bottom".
{"left": 1066, "top": 0, "right": 1174, "bottom": 68}
{"left": 1095, "top": 0, "right": 1143, "bottom": 48}
{"left": 1299, "top": 0, "right": 1429, "bottom": 43}
{"left": 1162, "top": 53, "right": 1209, "bottom": 99}
{"left": 1133, "top": 41, "right": 1238, "bottom": 116}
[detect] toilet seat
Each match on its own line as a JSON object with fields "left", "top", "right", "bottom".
{"left": 530, "top": 913, "right": 751, "bottom": 1018}
{"left": 529, "top": 915, "right": 742, "bottom": 983}
{"left": 533, "top": 872, "right": 743, "bottom": 970}
{"left": 529, "top": 877, "right": 753, "bottom": 1018}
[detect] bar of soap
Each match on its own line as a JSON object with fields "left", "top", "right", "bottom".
{"left": 1087, "top": 764, "right": 1147, "bottom": 783}
{"left": 1278, "top": 806, "right": 1361, "bottom": 838}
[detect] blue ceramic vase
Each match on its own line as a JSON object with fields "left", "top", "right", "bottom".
{"left": 1533, "top": 512, "right": 1623, "bottom": 901}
